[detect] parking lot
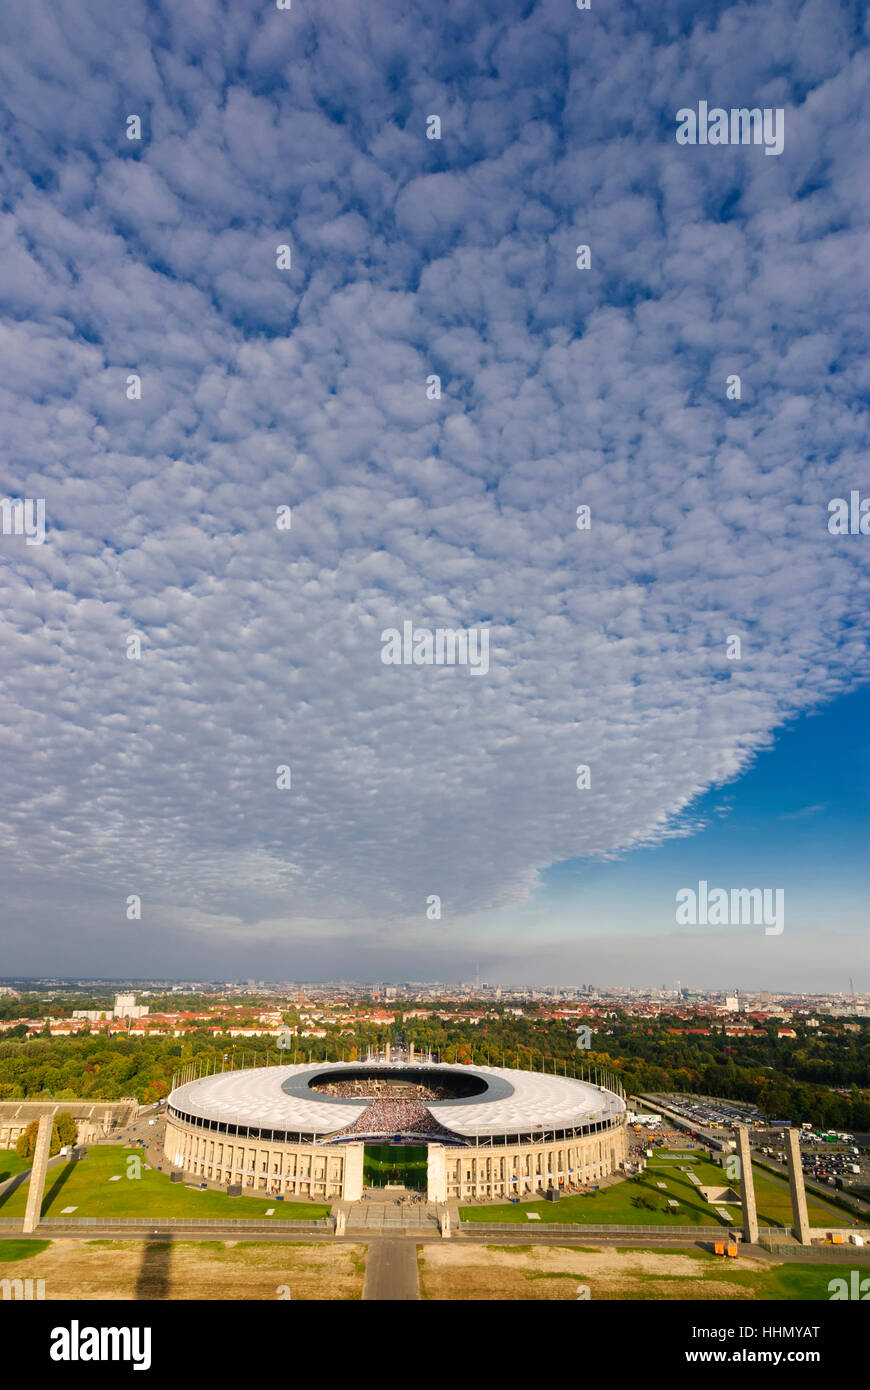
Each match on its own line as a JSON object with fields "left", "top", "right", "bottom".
{"left": 658, "top": 1093, "right": 767, "bottom": 1132}
{"left": 755, "top": 1134, "right": 870, "bottom": 1190}
{"left": 649, "top": 1094, "right": 869, "bottom": 1192}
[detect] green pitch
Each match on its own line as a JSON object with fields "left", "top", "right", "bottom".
{"left": 0, "top": 1146, "right": 330, "bottom": 1222}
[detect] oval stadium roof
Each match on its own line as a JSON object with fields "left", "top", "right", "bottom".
{"left": 168, "top": 1061, "right": 625, "bottom": 1139}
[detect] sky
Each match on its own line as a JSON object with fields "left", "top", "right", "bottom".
{"left": 0, "top": 0, "right": 868, "bottom": 989}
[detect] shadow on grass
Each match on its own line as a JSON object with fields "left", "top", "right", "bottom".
{"left": 135, "top": 1241, "right": 172, "bottom": 1300}
{"left": 0, "top": 1171, "right": 30, "bottom": 1211}
{"left": 40, "top": 1160, "right": 79, "bottom": 1217}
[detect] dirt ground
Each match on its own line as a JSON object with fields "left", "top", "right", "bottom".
{"left": 418, "top": 1243, "right": 770, "bottom": 1301}
{"left": 0, "top": 1240, "right": 366, "bottom": 1301}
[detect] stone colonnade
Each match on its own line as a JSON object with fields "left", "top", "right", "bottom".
{"left": 430, "top": 1121, "right": 627, "bottom": 1202}
{"left": 164, "top": 1114, "right": 363, "bottom": 1201}
{"left": 165, "top": 1111, "right": 627, "bottom": 1204}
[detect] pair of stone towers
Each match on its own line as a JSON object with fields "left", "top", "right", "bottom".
{"left": 736, "top": 1124, "right": 811, "bottom": 1246}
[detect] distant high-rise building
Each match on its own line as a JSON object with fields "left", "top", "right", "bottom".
{"left": 74, "top": 992, "right": 148, "bottom": 1023}
{"left": 725, "top": 994, "right": 739, "bottom": 1012}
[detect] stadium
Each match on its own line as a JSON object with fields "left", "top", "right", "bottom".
{"left": 164, "top": 1059, "right": 628, "bottom": 1203}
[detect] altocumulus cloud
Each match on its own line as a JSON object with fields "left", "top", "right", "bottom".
{"left": 0, "top": 0, "right": 868, "bottom": 960}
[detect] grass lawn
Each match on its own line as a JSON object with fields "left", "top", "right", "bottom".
{"left": 363, "top": 1144, "right": 427, "bottom": 1189}
{"left": 0, "top": 1149, "right": 32, "bottom": 1184}
{"left": 420, "top": 1241, "right": 865, "bottom": 1301}
{"left": 749, "top": 1168, "right": 843, "bottom": 1228}
{"left": 695, "top": 1257, "right": 868, "bottom": 1300}
{"left": 574, "top": 1244, "right": 865, "bottom": 1300}
{"left": 460, "top": 1150, "right": 844, "bottom": 1227}
{"left": 0, "top": 1238, "right": 365, "bottom": 1299}
{"left": 0, "top": 1239, "right": 52, "bottom": 1262}
{"left": 0, "top": 1146, "right": 330, "bottom": 1222}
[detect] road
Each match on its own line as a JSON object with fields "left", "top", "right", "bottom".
{"left": 362, "top": 1240, "right": 420, "bottom": 1300}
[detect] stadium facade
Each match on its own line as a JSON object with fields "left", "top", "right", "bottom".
{"left": 164, "top": 1061, "right": 627, "bottom": 1203}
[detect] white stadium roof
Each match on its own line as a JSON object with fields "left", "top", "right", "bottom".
{"left": 428, "top": 1067, "right": 624, "bottom": 1137}
{"left": 168, "top": 1061, "right": 625, "bottom": 1139}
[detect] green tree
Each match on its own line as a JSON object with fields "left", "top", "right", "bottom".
{"left": 15, "top": 1112, "right": 77, "bottom": 1160}
{"left": 14, "top": 1121, "right": 37, "bottom": 1159}
{"left": 54, "top": 1112, "right": 77, "bottom": 1148}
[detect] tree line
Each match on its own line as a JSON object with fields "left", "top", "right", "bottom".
{"left": 0, "top": 1008, "right": 866, "bottom": 1131}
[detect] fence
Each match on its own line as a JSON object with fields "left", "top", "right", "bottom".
{"left": 460, "top": 1220, "right": 870, "bottom": 1240}
{"left": 459, "top": 1221, "right": 742, "bottom": 1235}
{"left": 0, "top": 1215, "right": 331, "bottom": 1230}
{"left": 457, "top": 1221, "right": 818, "bottom": 1236}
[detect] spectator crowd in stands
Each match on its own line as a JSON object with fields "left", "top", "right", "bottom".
{"left": 315, "top": 1078, "right": 455, "bottom": 1101}
{"left": 335, "top": 1097, "right": 456, "bottom": 1139}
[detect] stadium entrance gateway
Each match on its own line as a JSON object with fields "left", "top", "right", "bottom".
{"left": 363, "top": 1144, "right": 427, "bottom": 1191}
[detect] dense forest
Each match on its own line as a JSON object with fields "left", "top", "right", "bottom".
{"left": 0, "top": 1006, "right": 867, "bottom": 1130}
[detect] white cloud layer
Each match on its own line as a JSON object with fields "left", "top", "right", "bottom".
{"left": 0, "top": 0, "right": 868, "bottom": 966}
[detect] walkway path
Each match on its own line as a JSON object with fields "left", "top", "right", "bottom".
{"left": 363, "top": 1240, "right": 420, "bottom": 1300}
{"left": 348, "top": 1199, "right": 439, "bottom": 1232}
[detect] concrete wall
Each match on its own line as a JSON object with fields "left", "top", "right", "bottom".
{"left": 0, "top": 1099, "right": 137, "bottom": 1148}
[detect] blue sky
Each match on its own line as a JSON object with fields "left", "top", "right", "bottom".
{"left": 0, "top": 0, "right": 868, "bottom": 986}
{"left": 493, "top": 682, "right": 869, "bottom": 989}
